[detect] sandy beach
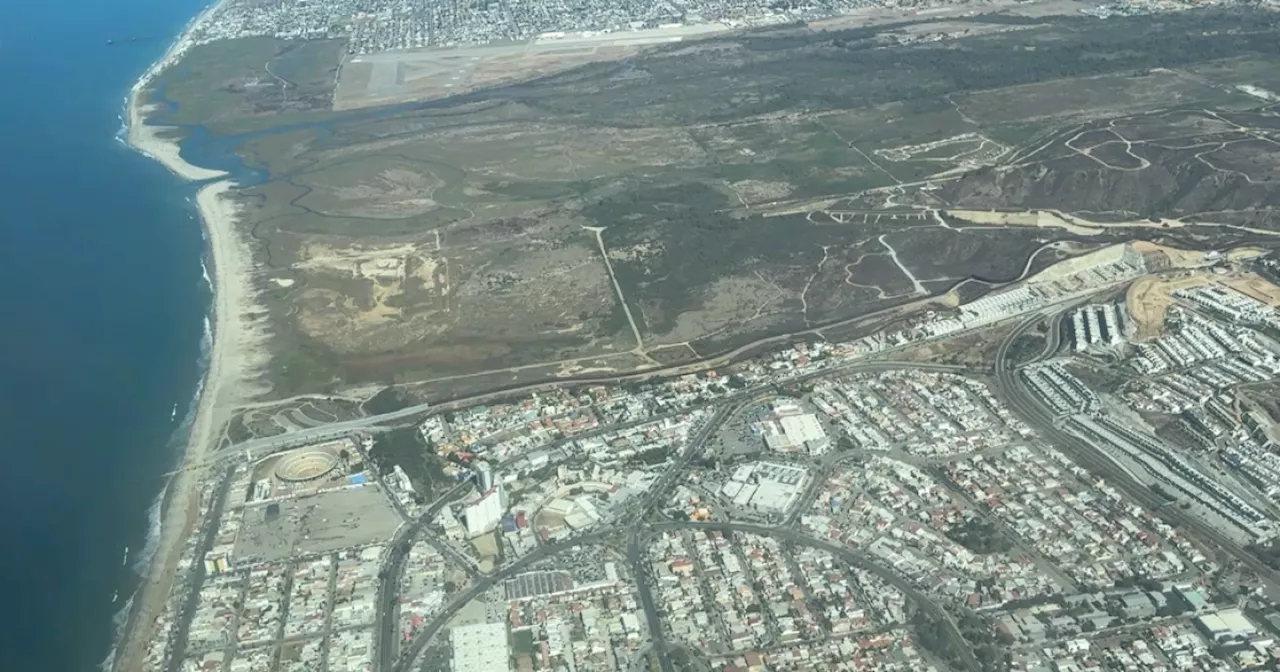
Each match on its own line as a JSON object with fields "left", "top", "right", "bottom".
{"left": 114, "top": 2, "right": 268, "bottom": 669}
{"left": 112, "top": 178, "right": 268, "bottom": 672}
{"left": 127, "top": 102, "right": 226, "bottom": 181}
{"left": 123, "top": 0, "right": 231, "bottom": 182}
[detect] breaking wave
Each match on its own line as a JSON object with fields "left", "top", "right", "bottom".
{"left": 101, "top": 250, "right": 215, "bottom": 672}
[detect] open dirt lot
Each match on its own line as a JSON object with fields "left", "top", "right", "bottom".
{"left": 1125, "top": 273, "right": 1211, "bottom": 342}
{"left": 1223, "top": 273, "right": 1280, "bottom": 307}
{"left": 233, "top": 486, "right": 402, "bottom": 563}
{"left": 1126, "top": 269, "right": 1280, "bottom": 342}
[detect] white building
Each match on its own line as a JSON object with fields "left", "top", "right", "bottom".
{"left": 450, "top": 622, "right": 509, "bottom": 672}
{"left": 476, "top": 461, "right": 494, "bottom": 492}
{"left": 760, "top": 404, "right": 830, "bottom": 454}
{"left": 1196, "top": 609, "right": 1257, "bottom": 644}
{"left": 721, "top": 462, "right": 808, "bottom": 514}
{"left": 464, "top": 485, "right": 507, "bottom": 537}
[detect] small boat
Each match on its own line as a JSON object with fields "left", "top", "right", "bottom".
{"left": 170, "top": 404, "right": 178, "bottom": 421}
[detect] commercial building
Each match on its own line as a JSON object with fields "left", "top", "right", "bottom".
{"left": 450, "top": 622, "right": 510, "bottom": 672}
{"left": 758, "top": 402, "right": 830, "bottom": 454}
{"left": 721, "top": 462, "right": 809, "bottom": 514}
{"left": 1196, "top": 609, "right": 1258, "bottom": 644}
{"left": 1072, "top": 304, "right": 1126, "bottom": 350}
{"left": 476, "top": 461, "right": 494, "bottom": 492}
{"left": 465, "top": 485, "right": 508, "bottom": 537}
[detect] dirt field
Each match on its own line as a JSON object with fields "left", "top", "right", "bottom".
{"left": 1125, "top": 273, "right": 1211, "bottom": 341}
{"left": 1126, "top": 265, "right": 1280, "bottom": 341}
{"left": 1223, "top": 273, "right": 1280, "bottom": 307}
{"left": 946, "top": 209, "right": 1189, "bottom": 236}
{"left": 216, "top": 9, "right": 1280, "bottom": 397}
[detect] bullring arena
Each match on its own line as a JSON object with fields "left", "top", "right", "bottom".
{"left": 246, "top": 439, "right": 355, "bottom": 503}
{"left": 274, "top": 450, "right": 340, "bottom": 483}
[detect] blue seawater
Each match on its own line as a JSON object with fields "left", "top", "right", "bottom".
{"left": 0, "top": 0, "right": 216, "bottom": 669}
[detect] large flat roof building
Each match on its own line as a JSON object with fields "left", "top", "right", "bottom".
{"left": 721, "top": 461, "right": 809, "bottom": 514}
{"left": 451, "top": 622, "right": 509, "bottom": 672}
{"left": 759, "top": 404, "right": 830, "bottom": 454}
{"left": 464, "top": 485, "right": 507, "bottom": 537}
{"left": 1196, "top": 608, "right": 1257, "bottom": 644}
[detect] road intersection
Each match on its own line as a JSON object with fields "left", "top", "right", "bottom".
{"left": 379, "top": 363, "right": 990, "bottom": 672}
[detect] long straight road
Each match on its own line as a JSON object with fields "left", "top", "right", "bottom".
{"left": 372, "top": 479, "right": 473, "bottom": 672}
{"left": 391, "top": 531, "right": 616, "bottom": 672}
{"left": 621, "top": 401, "right": 750, "bottom": 672}
{"left": 232, "top": 359, "right": 980, "bottom": 456}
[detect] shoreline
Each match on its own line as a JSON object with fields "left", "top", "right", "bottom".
{"left": 114, "top": 1, "right": 265, "bottom": 670}
{"left": 123, "top": 0, "right": 230, "bottom": 182}
{"left": 111, "top": 181, "right": 259, "bottom": 672}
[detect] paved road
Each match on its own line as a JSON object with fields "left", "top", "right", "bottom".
{"left": 377, "top": 360, "right": 983, "bottom": 672}
{"left": 232, "top": 359, "right": 980, "bottom": 457}
{"left": 392, "top": 531, "right": 616, "bottom": 672}
{"left": 162, "top": 466, "right": 236, "bottom": 672}
{"left": 992, "top": 304, "right": 1280, "bottom": 592}
{"left": 372, "top": 480, "right": 473, "bottom": 672}
{"left": 624, "top": 401, "right": 749, "bottom": 672}
{"left": 650, "top": 521, "right": 981, "bottom": 672}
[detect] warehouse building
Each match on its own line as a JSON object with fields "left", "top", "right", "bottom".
{"left": 451, "top": 622, "right": 510, "bottom": 672}
{"left": 1195, "top": 608, "right": 1258, "bottom": 644}
{"left": 464, "top": 484, "right": 508, "bottom": 537}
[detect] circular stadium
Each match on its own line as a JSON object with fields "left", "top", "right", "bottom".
{"left": 274, "top": 450, "right": 340, "bottom": 483}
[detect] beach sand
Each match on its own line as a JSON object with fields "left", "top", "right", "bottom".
{"left": 123, "top": 0, "right": 229, "bottom": 182}
{"left": 127, "top": 102, "right": 226, "bottom": 182}
{"left": 113, "top": 178, "right": 268, "bottom": 671}
{"left": 114, "top": 3, "right": 269, "bottom": 669}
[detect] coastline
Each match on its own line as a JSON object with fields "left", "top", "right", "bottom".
{"left": 115, "top": 2, "right": 265, "bottom": 670}
{"left": 123, "top": 0, "right": 229, "bottom": 182}
{"left": 112, "top": 180, "right": 262, "bottom": 672}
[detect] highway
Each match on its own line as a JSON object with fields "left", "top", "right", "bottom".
{"left": 623, "top": 401, "right": 747, "bottom": 672}
{"left": 383, "top": 402, "right": 736, "bottom": 672}
{"left": 390, "top": 531, "right": 616, "bottom": 672}
{"left": 372, "top": 479, "right": 473, "bottom": 672}
{"left": 385, "top": 360, "right": 990, "bottom": 672}
{"left": 282, "top": 335, "right": 1044, "bottom": 672}
{"left": 161, "top": 466, "right": 236, "bottom": 672}
{"left": 222, "top": 277, "right": 1130, "bottom": 465}
{"left": 231, "top": 360, "right": 980, "bottom": 457}
{"left": 164, "top": 283, "right": 1280, "bottom": 671}
{"left": 167, "top": 361, "right": 980, "bottom": 479}
{"left": 376, "top": 360, "right": 988, "bottom": 672}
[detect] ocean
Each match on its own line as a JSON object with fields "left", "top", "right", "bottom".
{"left": 0, "top": 0, "right": 214, "bottom": 669}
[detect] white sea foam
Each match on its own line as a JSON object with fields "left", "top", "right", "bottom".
{"left": 131, "top": 483, "right": 168, "bottom": 577}
{"left": 103, "top": 338, "right": 211, "bottom": 671}
{"left": 104, "top": 3, "right": 233, "bottom": 669}
{"left": 99, "top": 591, "right": 134, "bottom": 672}
{"left": 104, "top": 255, "right": 217, "bottom": 671}
{"left": 116, "top": 97, "right": 129, "bottom": 140}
